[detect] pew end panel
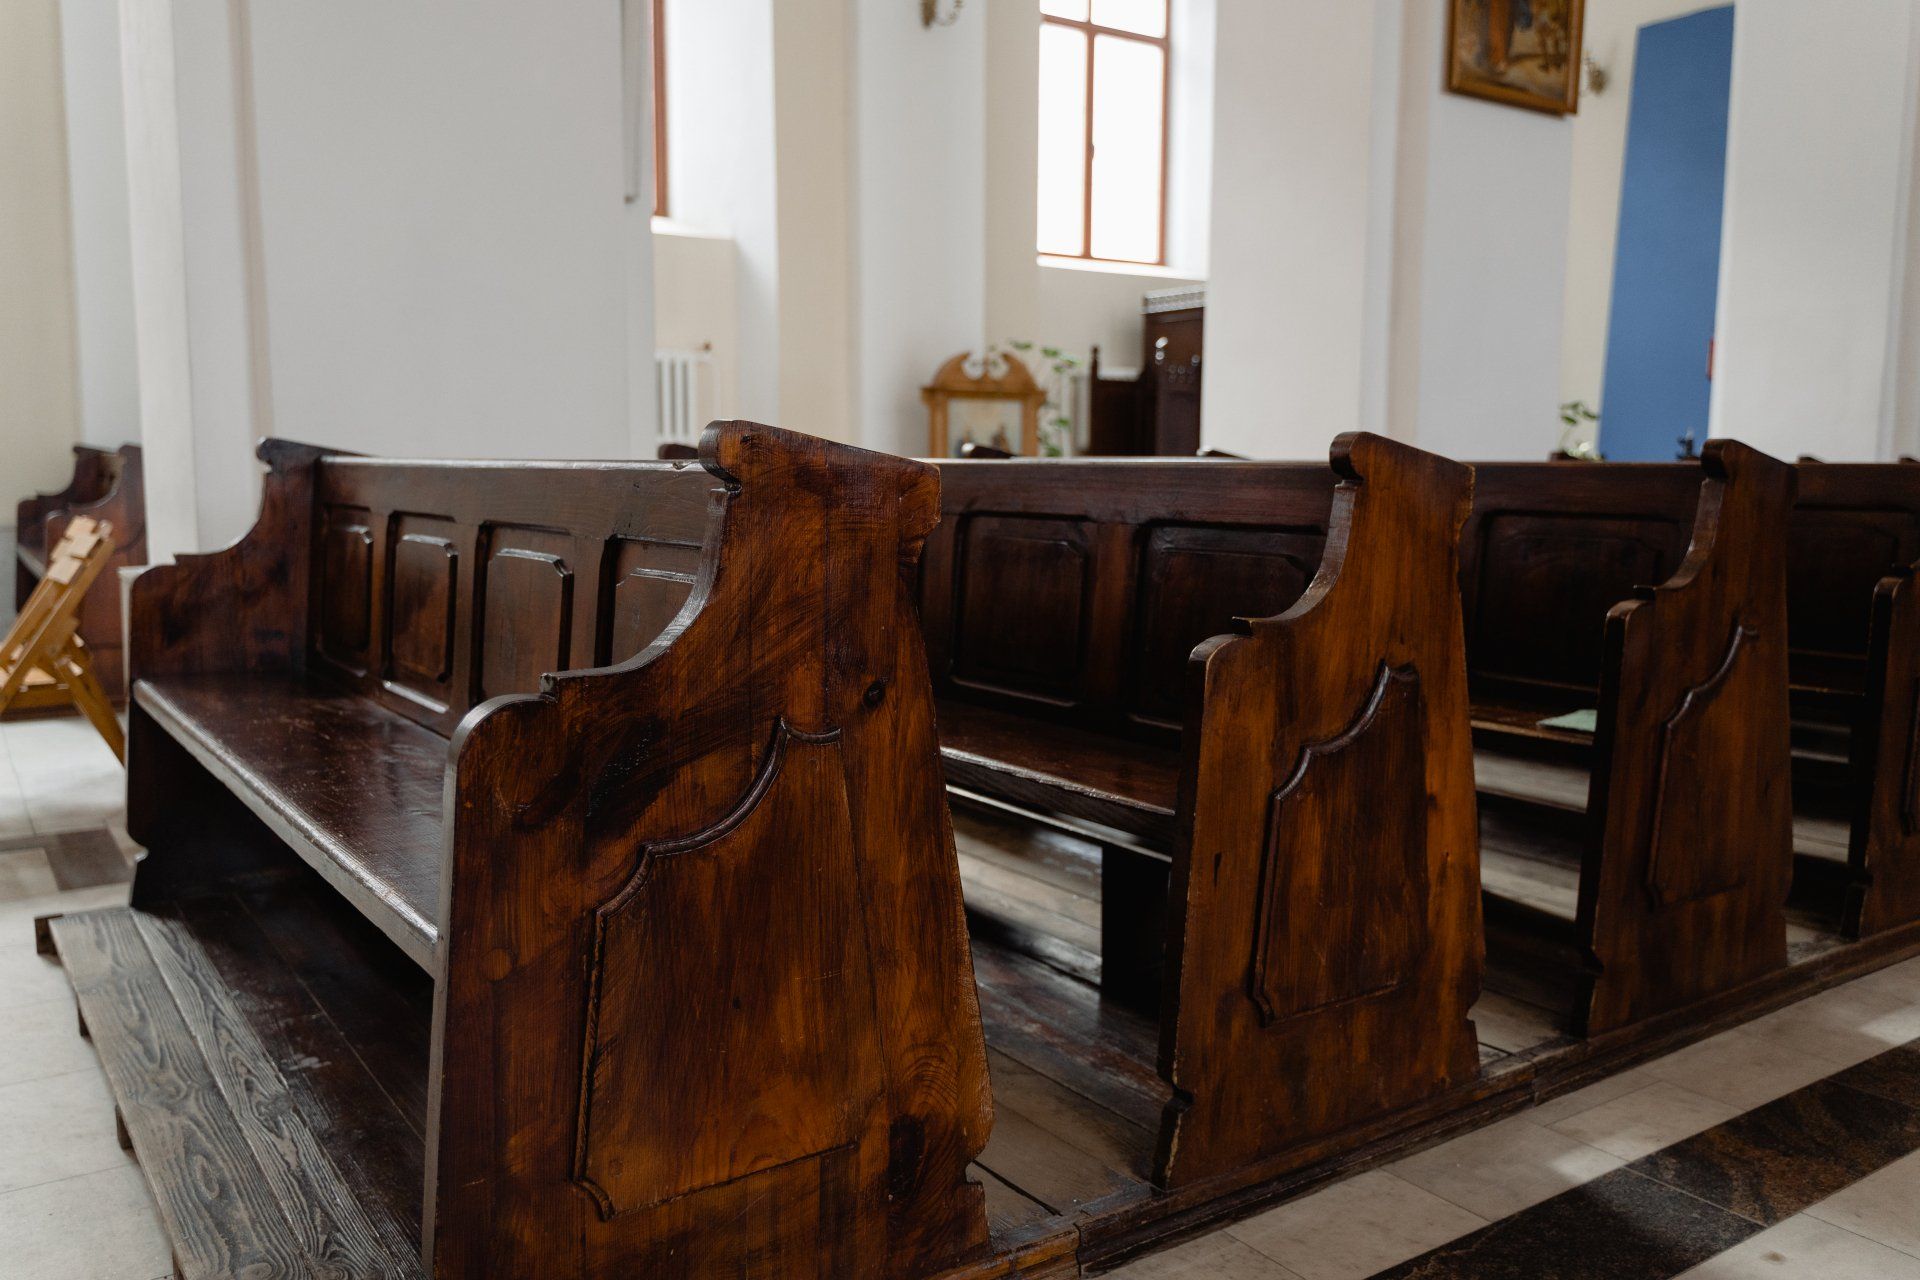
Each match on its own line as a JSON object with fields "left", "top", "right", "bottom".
{"left": 1155, "top": 434, "right": 1483, "bottom": 1188}
{"left": 40, "top": 445, "right": 147, "bottom": 699}
{"left": 1581, "top": 441, "right": 1795, "bottom": 1035}
{"left": 14, "top": 444, "right": 117, "bottom": 610}
{"left": 428, "top": 423, "right": 994, "bottom": 1279}
{"left": 1853, "top": 562, "right": 1920, "bottom": 935}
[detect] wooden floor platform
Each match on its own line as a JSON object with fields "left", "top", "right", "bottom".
{"left": 30, "top": 792, "right": 1920, "bottom": 1280}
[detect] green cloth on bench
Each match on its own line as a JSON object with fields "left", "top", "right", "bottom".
{"left": 1537, "top": 708, "right": 1597, "bottom": 734}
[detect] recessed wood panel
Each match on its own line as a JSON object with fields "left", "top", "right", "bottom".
{"left": 1250, "top": 665, "right": 1426, "bottom": 1023}
{"left": 1472, "top": 513, "right": 1682, "bottom": 691}
{"left": 1130, "top": 524, "right": 1323, "bottom": 725}
{"left": 385, "top": 517, "right": 459, "bottom": 709}
{"left": 1645, "top": 625, "right": 1761, "bottom": 908}
{"left": 576, "top": 728, "right": 880, "bottom": 1217}
{"left": 1787, "top": 507, "right": 1918, "bottom": 663}
{"left": 317, "top": 505, "right": 373, "bottom": 671}
{"left": 950, "top": 515, "right": 1091, "bottom": 703}
{"left": 476, "top": 527, "right": 577, "bottom": 702}
{"left": 600, "top": 537, "right": 702, "bottom": 664}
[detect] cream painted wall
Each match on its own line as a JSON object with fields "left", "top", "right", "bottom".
{"left": 652, "top": 223, "right": 741, "bottom": 421}
{"left": 57, "top": 0, "right": 140, "bottom": 450}
{"left": 1711, "top": 0, "right": 1919, "bottom": 460}
{"left": 1560, "top": 0, "right": 1726, "bottom": 411}
{"left": 1, "top": 0, "right": 82, "bottom": 500}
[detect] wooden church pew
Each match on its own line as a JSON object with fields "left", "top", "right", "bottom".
{"left": 15, "top": 443, "right": 146, "bottom": 699}
{"left": 1462, "top": 442, "right": 1796, "bottom": 1038}
{"left": 1786, "top": 461, "right": 1920, "bottom": 936}
{"left": 920, "top": 435, "right": 1484, "bottom": 1190}
{"left": 41, "top": 426, "right": 1046, "bottom": 1280}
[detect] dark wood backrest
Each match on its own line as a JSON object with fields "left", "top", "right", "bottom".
{"left": 1461, "top": 463, "right": 1701, "bottom": 701}
{"left": 130, "top": 425, "right": 992, "bottom": 1277}
{"left": 16, "top": 444, "right": 118, "bottom": 549}
{"left": 433, "top": 423, "right": 990, "bottom": 1277}
{"left": 307, "top": 454, "right": 711, "bottom": 735}
{"left": 130, "top": 441, "right": 717, "bottom": 731}
{"left": 1157, "top": 434, "right": 1481, "bottom": 1186}
{"left": 919, "top": 459, "right": 1336, "bottom": 744}
{"left": 1786, "top": 463, "right": 1920, "bottom": 696}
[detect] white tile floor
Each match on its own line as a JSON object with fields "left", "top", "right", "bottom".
{"left": 1, "top": 713, "right": 1918, "bottom": 1280}
{"left": 0, "top": 715, "right": 169, "bottom": 1280}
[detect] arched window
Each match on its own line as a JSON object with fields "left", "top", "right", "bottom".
{"left": 1037, "top": 0, "right": 1169, "bottom": 265}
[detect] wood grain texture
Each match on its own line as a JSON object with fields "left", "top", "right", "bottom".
{"left": 1787, "top": 463, "right": 1920, "bottom": 936}
{"left": 1580, "top": 441, "right": 1796, "bottom": 1034}
{"left": 1156, "top": 434, "right": 1482, "bottom": 1186}
{"left": 428, "top": 422, "right": 992, "bottom": 1278}
{"left": 49, "top": 907, "right": 422, "bottom": 1279}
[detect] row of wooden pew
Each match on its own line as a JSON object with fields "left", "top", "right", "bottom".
{"left": 14, "top": 442, "right": 146, "bottom": 701}
{"left": 32, "top": 424, "right": 1920, "bottom": 1279}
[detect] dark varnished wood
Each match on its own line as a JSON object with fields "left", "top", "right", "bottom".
{"left": 1466, "top": 444, "right": 1796, "bottom": 1036}
{"left": 431, "top": 424, "right": 990, "bottom": 1277}
{"left": 1157, "top": 435, "right": 1481, "bottom": 1185}
{"left": 924, "top": 437, "right": 1483, "bottom": 1191}
{"left": 1786, "top": 463, "right": 1920, "bottom": 936}
{"left": 15, "top": 444, "right": 145, "bottom": 698}
{"left": 116, "top": 425, "right": 1008, "bottom": 1278}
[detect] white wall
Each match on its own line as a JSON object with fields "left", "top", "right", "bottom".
{"left": 853, "top": 0, "right": 987, "bottom": 455}
{"left": 1711, "top": 0, "right": 1919, "bottom": 461}
{"left": 664, "top": 0, "right": 779, "bottom": 425}
{"left": 1204, "top": 0, "right": 1396, "bottom": 457}
{"left": 1394, "top": 0, "right": 1573, "bottom": 461}
{"left": 653, "top": 225, "right": 741, "bottom": 420}
{"left": 1, "top": 0, "right": 82, "bottom": 499}
{"left": 122, "top": 1, "right": 648, "bottom": 555}
{"left": 1560, "top": 0, "right": 1724, "bottom": 411}
{"left": 57, "top": 0, "right": 140, "bottom": 449}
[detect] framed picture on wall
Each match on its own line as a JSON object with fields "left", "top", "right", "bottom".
{"left": 922, "top": 350, "right": 1047, "bottom": 459}
{"left": 1447, "top": 0, "right": 1586, "bottom": 115}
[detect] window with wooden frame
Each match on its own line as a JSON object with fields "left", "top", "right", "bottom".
{"left": 1036, "top": 0, "right": 1169, "bottom": 266}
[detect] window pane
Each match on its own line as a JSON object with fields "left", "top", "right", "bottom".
{"left": 1037, "top": 23, "right": 1089, "bottom": 257}
{"left": 1089, "top": 34, "right": 1164, "bottom": 262}
{"left": 1040, "top": 0, "right": 1088, "bottom": 21}
{"left": 1090, "top": 0, "right": 1165, "bottom": 38}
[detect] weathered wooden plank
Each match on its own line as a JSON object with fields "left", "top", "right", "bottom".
{"left": 130, "top": 909, "right": 421, "bottom": 1277}
{"left": 50, "top": 908, "right": 321, "bottom": 1278}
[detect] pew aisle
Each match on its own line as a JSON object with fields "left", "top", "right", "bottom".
{"left": 0, "top": 715, "right": 168, "bottom": 1280}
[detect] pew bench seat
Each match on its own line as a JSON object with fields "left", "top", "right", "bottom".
{"left": 936, "top": 700, "right": 1180, "bottom": 848}
{"left": 135, "top": 674, "right": 445, "bottom": 968}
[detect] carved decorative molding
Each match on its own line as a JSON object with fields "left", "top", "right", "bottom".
{"left": 1644, "top": 622, "right": 1761, "bottom": 908}
{"left": 573, "top": 719, "right": 878, "bottom": 1220}
{"left": 1249, "top": 663, "right": 1427, "bottom": 1025}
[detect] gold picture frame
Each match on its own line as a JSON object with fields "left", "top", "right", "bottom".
{"left": 1447, "top": 0, "right": 1586, "bottom": 116}
{"left": 922, "top": 350, "right": 1048, "bottom": 459}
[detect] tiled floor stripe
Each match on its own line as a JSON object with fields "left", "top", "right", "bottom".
{"left": 1370, "top": 1038, "right": 1920, "bottom": 1279}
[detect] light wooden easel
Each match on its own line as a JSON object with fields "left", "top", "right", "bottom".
{"left": 1, "top": 515, "right": 125, "bottom": 762}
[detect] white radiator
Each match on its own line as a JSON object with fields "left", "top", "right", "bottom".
{"left": 654, "top": 347, "right": 713, "bottom": 447}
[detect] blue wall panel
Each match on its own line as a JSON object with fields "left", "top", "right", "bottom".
{"left": 1599, "top": 5, "right": 1736, "bottom": 461}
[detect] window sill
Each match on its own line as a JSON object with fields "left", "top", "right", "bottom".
{"left": 1037, "top": 255, "right": 1202, "bottom": 281}
{"left": 651, "top": 216, "right": 733, "bottom": 241}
